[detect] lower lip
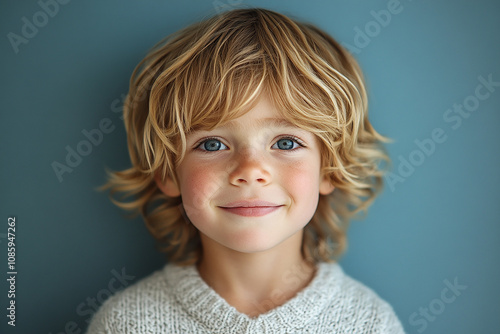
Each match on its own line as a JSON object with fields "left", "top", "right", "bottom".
{"left": 220, "top": 206, "right": 282, "bottom": 217}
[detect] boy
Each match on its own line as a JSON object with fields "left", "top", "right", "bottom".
{"left": 87, "top": 7, "right": 405, "bottom": 333}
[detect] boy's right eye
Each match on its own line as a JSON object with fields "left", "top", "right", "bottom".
{"left": 195, "top": 137, "right": 228, "bottom": 153}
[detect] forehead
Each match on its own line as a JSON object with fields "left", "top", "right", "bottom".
{"left": 189, "top": 91, "right": 306, "bottom": 133}
{"left": 217, "top": 117, "right": 298, "bottom": 131}
{"left": 218, "top": 92, "right": 289, "bottom": 128}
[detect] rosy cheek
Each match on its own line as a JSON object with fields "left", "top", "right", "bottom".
{"left": 283, "top": 161, "right": 319, "bottom": 194}
{"left": 285, "top": 163, "right": 321, "bottom": 223}
{"left": 181, "top": 163, "right": 222, "bottom": 212}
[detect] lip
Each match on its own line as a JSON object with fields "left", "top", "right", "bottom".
{"left": 219, "top": 200, "right": 283, "bottom": 217}
{"left": 220, "top": 206, "right": 283, "bottom": 217}
{"left": 220, "top": 200, "right": 281, "bottom": 208}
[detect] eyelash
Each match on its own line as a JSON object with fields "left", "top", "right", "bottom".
{"left": 194, "top": 135, "right": 306, "bottom": 154}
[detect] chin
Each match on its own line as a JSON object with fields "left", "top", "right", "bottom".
{"left": 224, "top": 233, "right": 296, "bottom": 254}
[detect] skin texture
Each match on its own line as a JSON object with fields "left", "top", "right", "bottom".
{"left": 155, "top": 92, "right": 335, "bottom": 317}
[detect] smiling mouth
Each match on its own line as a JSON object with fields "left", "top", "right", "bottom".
{"left": 219, "top": 205, "right": 283, "bottom": 217}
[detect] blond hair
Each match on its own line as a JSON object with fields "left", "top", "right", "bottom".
{"left": 99, "top": 8, "right": 390, "bottom": 266}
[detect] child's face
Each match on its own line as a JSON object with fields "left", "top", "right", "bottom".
{"left": 156, "top": 93, "right": 335, "bottom": 254}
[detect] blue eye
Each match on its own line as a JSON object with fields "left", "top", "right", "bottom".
{"left": 198, "top": 138, "right": 228, "bottom": 152}
{"left": 195, "top": 136, "right": 305, "bottom": 153}
{"left": 273, "top": 137, "right": 301, "bottom": 150}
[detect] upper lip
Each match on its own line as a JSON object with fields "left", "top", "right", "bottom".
{"left": 219, "top": 200, "right": 282, "bottom": 208}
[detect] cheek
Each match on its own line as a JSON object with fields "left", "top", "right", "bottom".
{"left": 282, "top": 160, "right": 322, "bottom": 224}
{"left": 179, "top": 162, "right": 224, "bottom": 216}
{"left": 282, "top": 161, "right": 320, "bottom": 196}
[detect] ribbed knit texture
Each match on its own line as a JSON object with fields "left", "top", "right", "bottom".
{"left": 85, "top": 261, "right": 405, "bottom": 333}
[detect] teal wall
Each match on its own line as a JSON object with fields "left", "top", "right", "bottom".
{"left": 1, "top": 0, "right": 499, "bottom": 333}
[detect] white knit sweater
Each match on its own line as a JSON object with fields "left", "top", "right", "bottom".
{"left": 85, "top": 261, "right": 405, "bottom": 333}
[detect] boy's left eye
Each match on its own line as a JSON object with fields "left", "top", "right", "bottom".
{"left": 273, "top": 137, "right": 303, "bottom": 150}
{"left": 194, "top": 136, "right": 306, "bottom": 153}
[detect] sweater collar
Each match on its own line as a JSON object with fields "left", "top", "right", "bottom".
{"left": 163, "top": 261, "right": 343, "bottom": 331}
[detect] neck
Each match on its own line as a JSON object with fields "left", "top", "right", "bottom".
{"left": 196, "top": 231, "right": 317, "bottom": 318}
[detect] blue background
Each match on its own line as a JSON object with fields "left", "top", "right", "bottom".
{"left": 1, "top": 0, "right": 499, "bottom": 333}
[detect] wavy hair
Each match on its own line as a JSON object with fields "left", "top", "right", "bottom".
{"left": 99, "top": 8, "right": 390, "bottom": 266}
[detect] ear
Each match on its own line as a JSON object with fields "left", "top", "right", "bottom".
{"left": 319, "top": 174, "right": 335, "bottom": 196}
{"left": 154, "top": 171, "right": 181, "bottom": 197}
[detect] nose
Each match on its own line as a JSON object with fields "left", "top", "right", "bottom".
{"left": 227, "top": 148, "right": 271, "bottom": 186}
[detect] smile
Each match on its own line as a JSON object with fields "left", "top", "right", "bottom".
{"left": 219, "top": 206, "right": 283, "bottom": 217}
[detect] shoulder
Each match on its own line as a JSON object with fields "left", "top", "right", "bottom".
{"left": 317, "top": 262, "right": 406, "bottom": 333}
{"left": 85, "top": 263, "right": 176, "bottom": 333}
